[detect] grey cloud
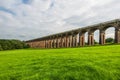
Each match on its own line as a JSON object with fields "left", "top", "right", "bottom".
{"left": 64, "top": 0, "right": 120, "bottom": 27}
{"left": 0, "top": 0, "right": 120, "bottom": 41}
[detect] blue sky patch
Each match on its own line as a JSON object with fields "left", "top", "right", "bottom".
{"left": 22, "top": 0, "right": 31, "bottom": 4}
{"left": 50, "top": 0, "right": 55, "bottom": 8}
{"left": 0, "top": 7, "right": 15, "bottom": 15}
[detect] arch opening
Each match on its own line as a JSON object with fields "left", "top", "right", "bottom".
{"left": 94, "top": 30, "right": 99, "bottom": 45}
{"left": 85, "top": 32, "right": 88, "bottom": 45}
{"left": 105, "top": 27, "right": 115, "bottom": 44}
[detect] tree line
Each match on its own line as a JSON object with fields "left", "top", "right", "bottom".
{"left": 0, "top": 38, "right": 114, "bottom": 51}
{"left": 86, "top": 37, "right": 114, "bottom": 45}
{"left": 0, "top": 39, "right": 29, "bottom": 51}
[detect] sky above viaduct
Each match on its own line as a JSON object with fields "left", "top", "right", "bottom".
{"left": 0, "top": 0, "right": 120, "bottom": 41}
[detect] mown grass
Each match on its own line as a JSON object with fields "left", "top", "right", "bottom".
{"left": 0, "top": 45, "right": 120, "bottom": 80}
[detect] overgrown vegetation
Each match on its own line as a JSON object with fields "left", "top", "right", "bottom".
{"left": 106, "top": 37, "right": 114, "bottom": 43}
{"left": 0, "top": 45, "right": 120, "bottom": 80}
{"left": 0, "top": 39, "right": 29, "bottom": 51}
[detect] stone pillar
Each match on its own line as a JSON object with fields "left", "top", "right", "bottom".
{"left": 52, "top": 38, "right": 55, "bottom": 48}
{"left": 115, "top": 28, "right": 120, "bottom": 43}
{"left": 61, "top": 37, "right": 64, "bottom": 47}
{"left": 57, "top": 38, "right": 59, "bottom": 48}
{"left": 54, "top": 38, "right": 56, "bottom": 48}
{"left": 65, "top": 34, "right": 69, "bottom": 47}
{"left": 45, "top": 40, "right": 47, "bottom": 48}
{"left": 50, "top": 39, "right": 52, "bottom": 48}
{"left": 75, "top": 33, "right": 78, "bottom": 47}
{"left": 59, "top": 37, "right": 61, "bottom": 47}
{"left": 63, "top": 36, "right": 66, "bottom": 47}
{"left": 65, "top": 35, "right": 68, "bottom": 47}
{"left": 48, "top": 39, "right": 50, "bottom": 48}
{"left": 52, "top": 39, "right": 54, "bottom": 48}
{"left": 72, "top": 34, "right": 75, "bottom": 47}
{"left": 88, "top": 32, "right": 94, "bottom": 46}
{"left": 50, "top": 39, "right": 53, "bottom": 48}
{"left": 61, "top": 36, "right": 64, "bottom": 48}
{"left": 53, "top": 38, "right": 56, "bottom": 48}
{"left": 79, "top": 33, "right": 85, "bottom": 46}
{"left": 68, "top": 35, "right": 71, "bottom": 47}
{"left": 52, "top": 40, "right": 54, "bottom": 48}
{"left": 48, "top": 40, "right": 50, "bottom": 48}
{"left": 56, "top": 38, "right": 58, "bottom": 48}
{"left": 56, "top": 36, "right": 59, "bottom": 48}
{"left": 60, "top": 36, "right": 62, "bottom": 48}
{"left": 55, "top": 38, "right": 57, "bottom": 48}
{"left": 69, "top": 35, "right": 72, "bottom": 47}
{"left": 60, "top": 36, "right": 64, "bottom": 48}
{"left": 65, "top": 34, "right": 68, "bottom": 47}
{"left": 67, "top": 35, "right": 70, "bottom": 47}
{"left": 49, "top": 39, "right": 51, "bottom": 48}
{"left": 99, "top": 30, "right": 105, "bottom": 45}
{"left": 47, "top": 40, "right": 49, "bottom": 48}
{"left": 59, "top": 37, "right": 61, "bottom": 48}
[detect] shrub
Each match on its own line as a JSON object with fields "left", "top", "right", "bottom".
{"left": 105, "top": 38, "right": 114, "bottom": 43}
{"left": 0, "top": 45, "right": 3, "bottom": 51}
{"left": 0, "top": 39, "right": 29, "bottom": 51}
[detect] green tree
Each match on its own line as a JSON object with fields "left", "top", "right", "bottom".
{"left": 94, "top": 40, "right": 98, "bottom": 44}
{"left": 0, "top": 45, "right": 3, "bottom": 51}
{"left": 105, "top": 38, "right": 114, "bottom": 43}
{"left": 0, "top": 39, "right": 29, "bottom": 51}
{"left": 0, "top": 40, "right": 9, "bottom": 50}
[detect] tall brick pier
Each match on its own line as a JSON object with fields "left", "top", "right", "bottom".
{"left": 26, "top": 19, "right": 120, "bottom": 48}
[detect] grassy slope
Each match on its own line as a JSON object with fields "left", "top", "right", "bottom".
{"left": 0, "top": 45, "right": 120, "bottom": 80}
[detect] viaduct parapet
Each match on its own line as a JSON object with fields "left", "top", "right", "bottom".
{"left": 26, "top": 19, "right": 120, "bottom": 48}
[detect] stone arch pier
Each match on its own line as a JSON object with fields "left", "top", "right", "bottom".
{"left": 26, "top": 19, "right": 120, "bottom": 48}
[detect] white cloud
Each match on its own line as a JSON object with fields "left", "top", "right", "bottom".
{"left": 0, "top": 0, "right": 120, "bottom": 40}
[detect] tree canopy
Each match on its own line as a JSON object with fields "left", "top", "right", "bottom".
{"left": 0, "top": 39, "right": 29, "bottom": 51}
{"left": 105, "top": 38, "right": 114, "bottom": 43}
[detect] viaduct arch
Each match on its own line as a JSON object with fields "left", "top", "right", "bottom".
{"left": 26, "top": 19, "right": 120, "bottom": 48}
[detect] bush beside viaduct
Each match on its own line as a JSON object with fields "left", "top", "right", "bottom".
{"left": 26, "top": 19, "right": 120, "bottom": 48}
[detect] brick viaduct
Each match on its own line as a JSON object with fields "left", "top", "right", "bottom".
{"left": 26, "top": 19, "right": 120, "bottom": 48}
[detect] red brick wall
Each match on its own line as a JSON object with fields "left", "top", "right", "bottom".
{"left": 26, "top": 41, "right": 45, "bottom": 48}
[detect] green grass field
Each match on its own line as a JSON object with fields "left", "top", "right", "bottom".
{"left": 0, "top": 45, "right": 120, "bottom": 80}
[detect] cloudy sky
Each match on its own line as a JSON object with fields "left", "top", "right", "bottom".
{"left": 0, "top": 0, "right": 120, "bottom": 41}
